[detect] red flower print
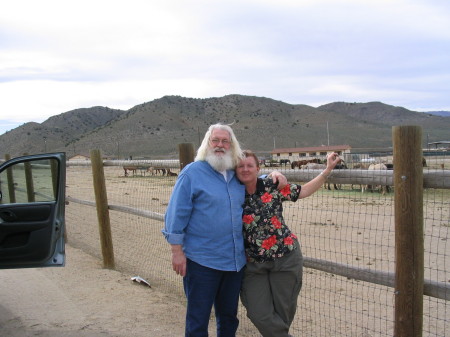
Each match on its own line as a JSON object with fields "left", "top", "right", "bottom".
{"left": 261, "top": 192, "right": 273, "bottom": 203}
{"left": 243, "top": 214, "right": 254, "bottom": 224}
{"left": 284, "top": 236, "right": 293, "bottom": 246}
{"left": 270, "top": 216, "right": 282, "bottom": 229}
{"left": 261, "top": 235, "right": 277, "bottom": 250}
{"left": 261, "top": 240, "right": 271, "bottom": 250}
{"left": 280, "top": 185, "right": 291, "bottom": 197}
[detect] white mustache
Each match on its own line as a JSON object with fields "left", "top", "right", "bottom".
{"left": 214, "top": 147, "right": 226, "bottom": 153}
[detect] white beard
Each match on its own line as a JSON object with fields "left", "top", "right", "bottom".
{"left": 206, "top": 147, "right": 234, "bottom": 172}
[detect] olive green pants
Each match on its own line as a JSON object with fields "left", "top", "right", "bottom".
{"left": 240, "top": 240, "right": 303, "bottom": 337}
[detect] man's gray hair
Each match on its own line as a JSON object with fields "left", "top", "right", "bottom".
{"left": 195, "top": 123, "right": 244, "bottom": 167}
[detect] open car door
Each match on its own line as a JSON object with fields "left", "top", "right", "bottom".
{"left": 0, "top": 153, "right": 66, "bottom": 269}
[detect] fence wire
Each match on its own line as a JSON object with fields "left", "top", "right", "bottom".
{"left": 65, "top": 153, "right": 449, "bottom": 336}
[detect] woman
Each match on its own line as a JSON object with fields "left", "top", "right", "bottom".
{"left": 236, "top": 150, "right": 341, "bottom": 337}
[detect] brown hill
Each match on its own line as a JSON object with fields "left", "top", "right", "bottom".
{"left": 1, "top": 95, "right": 449, "bottom": 159}
{"left": 1, "top": 107, "right": 124, "bottom": 158}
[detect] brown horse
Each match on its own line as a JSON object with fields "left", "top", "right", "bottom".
{"left": 123, "top": 166, "right": 138, "bottom": 177}
{"left": 291, "top": 158, "right": 321, "bottom": 169}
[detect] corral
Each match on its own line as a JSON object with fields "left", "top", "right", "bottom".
{"left": 64, "top": 149, "right": 450, "bottom": 336}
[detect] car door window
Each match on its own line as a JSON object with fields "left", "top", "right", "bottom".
{"left": 0, "top": 159, "right": 58, "bottom": 204}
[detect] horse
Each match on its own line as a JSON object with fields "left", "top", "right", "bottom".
{"left": 123, "top": 166, "right": 138, "bottom": 177}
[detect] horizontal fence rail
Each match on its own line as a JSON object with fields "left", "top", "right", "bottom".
{"left": 67, "top": 159, "right": 180, "bottom": 169}
{"left": 260, "top": 169, "right": 450, "bottom": 189}
{"left": 66, "top": 196, "right": 165, "bottom": 222}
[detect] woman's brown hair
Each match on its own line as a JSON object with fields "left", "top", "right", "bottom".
{"left": 242, "top": 150, "right": 260, "bottom": 168}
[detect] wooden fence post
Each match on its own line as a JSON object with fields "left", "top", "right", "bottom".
{"left": 90, "top": 149, "right": 115, "bottom": 269}
{"left": 51, "top": 159, "right": 59, "bottom": 199}
{"left": 4, "top": 154, "right": 16, "bottom": 203}
{"left": 23, "top": 157, "right": 35, "bottom": 203}
{"left": 178, "top": 143, "right": 195, "bottom": 170}
{"left": 392, "top": 125, "right": 424, "bottom": 337}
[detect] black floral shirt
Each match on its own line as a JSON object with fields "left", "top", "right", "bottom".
{"left": 242, "top": 178, "right": 301, "bottom": 263}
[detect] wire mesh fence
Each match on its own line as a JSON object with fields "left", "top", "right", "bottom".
{"left": 65, "top": 151, "right": 449, "bottom": 336}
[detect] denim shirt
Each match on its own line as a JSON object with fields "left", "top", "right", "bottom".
{"left": 162, "top": 160, "right": 246, "bottom": 272}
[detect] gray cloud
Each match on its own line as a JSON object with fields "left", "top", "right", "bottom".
{"left": 1, "top": 0, "right": 449, "bottom": 135}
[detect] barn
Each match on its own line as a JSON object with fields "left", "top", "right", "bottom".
{"left": 271, "top": 145, "right": 352, "bottom": 162}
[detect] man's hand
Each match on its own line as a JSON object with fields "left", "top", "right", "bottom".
{"left": 269, "top": 170, "right": 288, "bottom": 189}
{"left": 171, "top": 244, "right": 186, "bottom": 277}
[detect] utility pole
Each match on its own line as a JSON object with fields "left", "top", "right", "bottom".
{"left": 327, "top": 121, "right": 330, "bottom": 146}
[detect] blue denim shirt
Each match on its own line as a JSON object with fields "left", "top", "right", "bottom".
{"left": 162, "top": 160, "right": 246, "bottom": 272}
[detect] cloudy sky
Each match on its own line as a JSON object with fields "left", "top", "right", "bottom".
{"left": 1, "top": 0, "right": 449, "bottom": 135}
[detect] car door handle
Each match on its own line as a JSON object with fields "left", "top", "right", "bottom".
{"left": 0, "top": 210, "right": 18, "bottom": 222}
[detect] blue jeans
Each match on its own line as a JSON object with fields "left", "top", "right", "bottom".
{"left": 183, "top": 259, "right": 244, "bottom": 337}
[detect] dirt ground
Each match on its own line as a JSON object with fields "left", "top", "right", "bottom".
{"left": 0, "top": 244, "right": 188, "bottom": 337}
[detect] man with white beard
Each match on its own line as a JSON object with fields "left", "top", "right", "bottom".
{"left": 163, "top": 123, "right": 285, "bottom": 337}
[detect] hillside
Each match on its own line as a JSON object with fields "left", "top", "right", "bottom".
{"left": 427, "top": 111, "right": 450, "bottom": 117}
{"left": 0, "top": 106, "right": 124, "bottom": 158}
{"left": 1, "top": 95, "right": 449, "bottom": 159}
